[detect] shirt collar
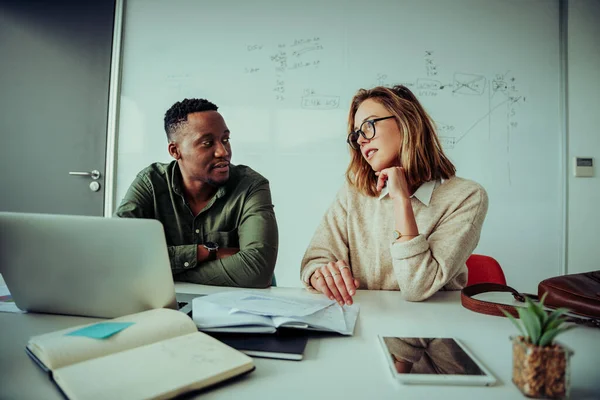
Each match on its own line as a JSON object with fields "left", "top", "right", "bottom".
{"left": 171, "top": 161, "right": 183, "bottom": 196}
{"left": 378, "top": 179, "right": 440, "bottom": 206}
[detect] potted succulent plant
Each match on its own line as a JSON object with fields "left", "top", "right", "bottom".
{"left": 502, "top": 294, "right": 574, "bottom": 399}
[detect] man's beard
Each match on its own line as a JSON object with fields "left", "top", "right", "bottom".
{"left": 207, "top": 175, "right": 229, "bottom": 187}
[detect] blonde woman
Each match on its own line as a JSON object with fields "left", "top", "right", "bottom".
{"left": 300, "top": 85, "right": 488, "bottom": 304}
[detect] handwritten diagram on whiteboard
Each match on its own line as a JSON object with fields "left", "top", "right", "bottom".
{"left": 239, "top": 42, "right": 527, "bottom": 183}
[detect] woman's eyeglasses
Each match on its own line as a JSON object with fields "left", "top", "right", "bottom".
{"left": 346, "top": 116, "right": 394, "bottom": 150}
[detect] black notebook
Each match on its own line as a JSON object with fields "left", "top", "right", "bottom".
{"left": 208, "top": 330, "right": 309, "bottom": 361}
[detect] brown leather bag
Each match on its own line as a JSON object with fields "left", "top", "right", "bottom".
{"left": 539, "top": 271, "right": 600, "bottom": 319}
{"left": 461, "top": 271, "right": 600, "bottom": 328}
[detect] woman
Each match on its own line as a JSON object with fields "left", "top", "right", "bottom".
{"left": 300, "top": 85, "right": 488, "bottom": 304}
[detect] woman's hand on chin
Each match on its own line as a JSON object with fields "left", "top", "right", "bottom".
{"left": 375, "top": 167, "right": 411, "bottom": 200}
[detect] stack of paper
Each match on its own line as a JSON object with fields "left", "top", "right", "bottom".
{"left": 0, "top": 284, "right": 23, "bottom": 313}
{"left": 192, "top": 292, "right": 359, "bottom": 335}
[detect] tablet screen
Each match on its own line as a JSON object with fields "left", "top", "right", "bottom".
{"left": 381, "top": 337, "right": 485, "bottom": 376}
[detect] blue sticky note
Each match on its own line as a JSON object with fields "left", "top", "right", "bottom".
{"left": 66, "top": 322, "right": 135, "bottom": 339}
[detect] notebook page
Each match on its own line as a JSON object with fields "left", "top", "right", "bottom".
{"left": 27, "top": 308, "right": 197, "bottom": 370}
{"left": 273, "top": 303, "right": 360, "bottom": 335}
{"left": 192, "top": 296, "right": 274, "bottom": 329}
{"left": 204, "top": 291, "right": 334, "bottom": 317}
{"left": 53, "top": 332, "right": 254, "bottom": 400}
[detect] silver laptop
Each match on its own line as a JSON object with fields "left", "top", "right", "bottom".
{"left": 0, "top": 212, "right": 179, "bottom": 318}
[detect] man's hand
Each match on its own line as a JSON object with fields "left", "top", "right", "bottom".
{"left": 197, "top": 245, "right": 239, "bottom": 262}
{"left": 217, "top": 247, "right": 239, "bottom": 259}
{"left": 309, "top": 260, "right": 360, "bottom": 306}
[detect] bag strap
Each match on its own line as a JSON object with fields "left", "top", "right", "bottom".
{"left": 460, "top": 283, "right": 600, "bottom": 328}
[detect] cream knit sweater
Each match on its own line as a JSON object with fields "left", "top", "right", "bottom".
{"left": 300, "top": 176, "right": 488, "bottom": 301}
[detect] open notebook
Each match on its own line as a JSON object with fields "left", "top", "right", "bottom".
{"left": 192, "top": 291, "right": 359, "bottom": 335}
{"left": 26, "top": 308, "right": 254, "bottom": 400}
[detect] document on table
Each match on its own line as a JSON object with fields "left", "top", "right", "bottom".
{"left": 193, "top": 291, "right": 359, "bottom": 335}
{"left": 271, "top": 301, "right": 359, "bottom": 334}
{"left": 203, "top": 291, "right": 336, "bottom": 317}
{"left": 0, "top": 284, "right": 24, "bottom": 313}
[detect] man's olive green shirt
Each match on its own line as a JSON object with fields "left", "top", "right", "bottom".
{"left": 115, "top": 161, "right": 278, "bottom": 288}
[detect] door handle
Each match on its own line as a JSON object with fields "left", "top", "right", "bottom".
{"left": 69, "top": 170, "right": 101, "bottom": 180}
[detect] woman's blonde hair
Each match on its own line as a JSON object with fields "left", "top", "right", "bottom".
{"left": 346, "top": 85, "right": 456, "bottom": 197}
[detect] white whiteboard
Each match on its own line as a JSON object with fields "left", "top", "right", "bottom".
{"left": 115, "top": 0, "right": 562, "bottom": 290}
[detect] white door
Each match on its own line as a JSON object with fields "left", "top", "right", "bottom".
{"left": 0, "top": 0, "right": 115, "bottom": 216}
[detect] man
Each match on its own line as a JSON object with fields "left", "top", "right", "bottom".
{"left": 115, "top": 98, "right": 278, "bottom": 288}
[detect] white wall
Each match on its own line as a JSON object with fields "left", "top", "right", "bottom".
{"left": 111, "top": 0, "right": 599, "bottom": 288}
{"left": 567, "top": 0, "right": 600, "bottom": 274}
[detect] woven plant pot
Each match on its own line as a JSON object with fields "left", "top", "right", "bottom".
{"left": 512, "top": 336, "right": 573, "bottom": 399}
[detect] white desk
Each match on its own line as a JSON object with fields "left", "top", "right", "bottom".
{"left": 1, "top": 284, "right": 599, "bottom": 400}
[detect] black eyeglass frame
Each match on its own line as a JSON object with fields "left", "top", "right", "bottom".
{"left": 346, "top": 116, "right": 395, "bottom": 150}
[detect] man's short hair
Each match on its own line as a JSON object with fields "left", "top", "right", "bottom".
{"left": 163, "top": 98, "right": 219, "bottom": 141}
